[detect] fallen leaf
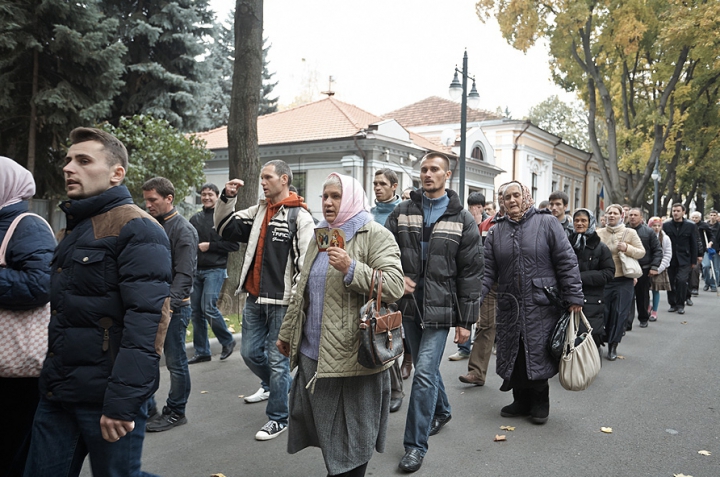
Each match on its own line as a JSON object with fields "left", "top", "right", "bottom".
{"left": 681, "top": 321, "right": 688, "bottom": 325}
{"left": 228, "top": 326, "right": 236, "bottom": 333}
{"left": 211, "top": 474, "right": 227, "bottom": 477}
{"left": 186, "top": 330, "right": 191, "bottom": 336}
{"left": 617, "top": 355, "right": 625, "bottom": 359}
{"left": 673, "top": 474, "right": 693, "bottom": 477}
{"left": 698, "top": 450, "right": 711, "bottom": 456}
{"left": 500, "top": 425, "right": 515, "bottom": 431}
{"left": 200, "top": 390, "right": 208, "bottom": 394}
{"left": 600, "top": 427, "right": 613, "bottom": 433}
{"left": 494, "top": 434, "right": 506, "bottom": 442}
{"left": 238, "top": 395, "right": 244, "bottom": 398}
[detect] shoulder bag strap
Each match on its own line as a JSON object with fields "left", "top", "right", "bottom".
{"left": 0, "top": 213, "right": 53, "bottom": 267}
{"left": 375, "top": 269, "right": 383, "bottom": 314}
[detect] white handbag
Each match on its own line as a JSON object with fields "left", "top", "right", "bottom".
{"left": 618, "top": 230, "right": 643, "bottom": 278}
{"left": 0, "top": 213, "right": 53, "bottom": 378}
{"left": 558, "top": 310, "right": 601, "bottom": 391}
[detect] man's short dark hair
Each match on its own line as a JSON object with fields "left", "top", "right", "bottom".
{"left": 142, "top": 177, "right": 175, "bottom": 199}
{"left": 710, "top": 209, "right": 717, "bottom": 214}
{"left": 375, "top": 168, "right": 399, "bottom": 186}
{"left": 421, "top": 152, "right": 450, "bottom": 172}
{"left": 629, "top": 207, "right": 642, "bottom": 214}
{"left": 69, "top": 127, "right": 128, "bottom": 171}
{"left": 672, "top": 202, "right": 686, "bottom": 211}
{"left": 538, "top": 200, "right": 549, "bottom": 209}
{"left": 288, "top": 184, "right": 298, "bottom": 193}
{"left": 548, "top": 190, "right": 569, "bottom": 206}
{"left": 264, "top": 159, "right": 293, "bottom": 185}
{"left": 200, "top": 183, "right": 219, "bottom": 195}
{"left": 467, "top": 192, "right": 486, "bottom": 207}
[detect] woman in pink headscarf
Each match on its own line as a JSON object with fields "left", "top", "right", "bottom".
{"left": 277, "top": 173, "right": 404, "bottom": 477}
{"left": 0, "top": 157, "right": 56, "bottom": 476}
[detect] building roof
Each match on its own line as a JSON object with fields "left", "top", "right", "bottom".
{"left": 383, "top": 96, "right": 504, "bottom": 127}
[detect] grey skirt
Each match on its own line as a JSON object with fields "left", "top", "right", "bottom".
{"left": 288, "top": 353, "right": 390, "bottom": 475}
{"left": 650, "top": 269, "right": 672, "bottom": 291}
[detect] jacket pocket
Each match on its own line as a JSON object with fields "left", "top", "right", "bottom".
{"left": 531, "top": 277, "right": 557, "bottom": 306}
{"left": 72, "top": 249, "right": 107, "bottom": 296}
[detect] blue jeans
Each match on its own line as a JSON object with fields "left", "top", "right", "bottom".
{"left": 241, "top": 297, "right": 291, "bottom": 424}
{"left": 23, "top": 398, "right": 158, "bottom": 477}
{"left": 191, "top": 268, "right": 234, "bottom": 356}
{"left": 150, "top": 305, "right": 191, "bottom": 415}
{"left": 402, "top": 317, "right": 451, "bottom": 456}
{"left": 702, "top": 252, "right": 719, "bottom": 288}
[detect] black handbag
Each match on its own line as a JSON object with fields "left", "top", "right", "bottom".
{"left": 357, "top": 269, "right": 404, "bottom": 369}
{"left": 543, "top": 286, "right": 571, "bottom": 361}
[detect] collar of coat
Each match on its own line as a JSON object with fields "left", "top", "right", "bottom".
{"left": 409, "top": 188, "right": 463, "bottom": 215}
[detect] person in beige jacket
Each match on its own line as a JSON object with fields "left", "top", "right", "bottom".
{"left": 597, "top": 204, "right": 645, "bottom": 361}
{"left": 277, "top": 173, "right": 404, "bottom": 477}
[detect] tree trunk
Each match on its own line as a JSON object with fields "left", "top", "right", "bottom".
{"left": 26, "top": 49, "right": 39, "bottom": 177}
{"left": 218, "top": 0, "right": 263, "bottom": 318}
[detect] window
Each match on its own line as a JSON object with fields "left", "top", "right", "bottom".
{"left": 575, "top": 187, "right": 581, "bottom": 209}
{"left": 471, "top": 145, "right": 484, "bottom": 161}
{"left": 563, "top": 183, "right": 570, "bottom": 194}
{"left": 293, "top": 172, "right": 306, "bottom": 200}
{"left": 531, "top": 173, "right": 538, "bottom": 202}
{"left": 552, "top": 180, "right": 557, "bottom": 191}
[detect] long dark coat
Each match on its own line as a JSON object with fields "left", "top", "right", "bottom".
{"left": 482, "top": 207, "right": 583, "bottom": 381}
{"left": 571, "top": 232, "right": 615, "bottom": 342}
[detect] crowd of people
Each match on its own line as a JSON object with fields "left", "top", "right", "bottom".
{"left": 1, "top": 128, "right": 717, "bottom": 476}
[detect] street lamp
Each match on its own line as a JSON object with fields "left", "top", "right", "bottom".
{"left": 651, "top": 158, "right": 661, "bottom": 217}
{"left": 449, "top": 50, "right": 480, "bottom": 205}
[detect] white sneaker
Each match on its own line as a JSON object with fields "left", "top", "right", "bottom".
{"left": 244, "top": 387, "right": 270, "bottom": 403}
{"left": 448, "top": 351, "right": 470, "bottom": 361}
{"left": 255, "top": 420, "right": 287, "bottom": 441}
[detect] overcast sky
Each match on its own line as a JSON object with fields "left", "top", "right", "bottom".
{"left": 210, "top": 0, "right": 576, "bottom": 118}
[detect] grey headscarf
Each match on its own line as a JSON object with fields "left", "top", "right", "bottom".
{"left": 571, "top": 208, "right": 596, "bottom": 251}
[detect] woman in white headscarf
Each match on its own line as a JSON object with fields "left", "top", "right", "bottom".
{"left": 277, "top": 173, "right": 404, "bottom": 477}
{"left": 0, "top": 157, "right": 56, "bottom": 476}
{"left": 596, "top": 204, "right": 645, "bottom": 361}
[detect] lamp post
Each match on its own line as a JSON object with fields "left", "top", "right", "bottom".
{"left": 651, "top": 158, "right": 660, "bottom": 217}
{"left": 449, "top": 50, "right": 480, "bottom": 205}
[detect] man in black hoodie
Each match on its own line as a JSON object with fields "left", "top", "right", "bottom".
{"left": 187, "top": 183, "right": 239, "bottom": 364}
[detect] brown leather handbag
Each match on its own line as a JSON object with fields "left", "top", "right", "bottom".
{"left": 357, "top": 269, "right": 403, "bottom": 369}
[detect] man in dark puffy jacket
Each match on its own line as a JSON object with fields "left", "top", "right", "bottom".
{"left": 142, "top": 177, "right": 198, "bottom": 433}
{"left": 626, "top": 208, "right": 661, "bottom": 328}
{"left": 386, "top": 153, "right": 483, "bottom": 473}
{"left": 187, "top": 183, "right": 239, "bottom": 364}
{"left": 24, "top": 127, "right": 172, "bottom": 476}
{"left": 664, "top": 203, "right": 700, "bottom": 314}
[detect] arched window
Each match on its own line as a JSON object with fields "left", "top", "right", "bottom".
{"left": 471, "top": 144, "right": 484, "bottom": 161}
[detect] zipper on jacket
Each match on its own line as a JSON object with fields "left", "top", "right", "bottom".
{"left": 99, "top": 317, "right": 113, "bottom": 352}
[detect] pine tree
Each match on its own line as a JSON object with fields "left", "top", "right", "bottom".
{"left": 0, "top": 0, "right": 125, "bottom": 195}
{"left": 203, "top": 8, "right": 277, "bottom": 129}
{"left": 102, "top": 0, "right": 214, "bottom": 132}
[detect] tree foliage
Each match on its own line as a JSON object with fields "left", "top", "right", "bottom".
{"left": 527, "top": 95, "right": 589, "bottom": 150}
{"left": 476, "top": 0, "right": 720, "bottom": 211}
{"left": 99, "top": 115, "right": 211, "bottom": 205}
{"left": 101, "top": 0, "right": 214, "bottom": 132}
{"left": 0, "top": 0, "right": 125, "bottom": 196}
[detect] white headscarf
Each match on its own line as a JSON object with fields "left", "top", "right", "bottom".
{"left": 1, "top": 157, "right": 35, "bottom": 209}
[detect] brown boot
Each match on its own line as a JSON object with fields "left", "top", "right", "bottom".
{"left": 401, "top": 354, "right": 412, "bottom": 380}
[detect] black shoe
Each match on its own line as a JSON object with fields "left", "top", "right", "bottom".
{"left": 146, "top": 407, "right": 187, "bottom": 432}
{"left": 529, "top": 384, "right": 550, "bottom": 424}
{"left": 500, "top": 389, "right": 532, "bottom": 417}
{"left": 220, "top": 340, "right": 236, "bottom": 360}
{"left": 607, "top": 343, "right": 618, "bottom": 361}
{"left": 147, "top": 405, "right": 158, "bottom": 420}
{"left": 639, "top": 321, "right": 648, "bottom": 328}
{"left": 429, "top": 414, "right": 451, "bottom": 436}
{"left": 703, "top": 285, "right": 710, "bottom": 292}
{"left": 678, "top": 308, "right": 686, "bottom": 315}
{"left": 686, "top": 298, "right": 693, "bottom": 306}
{"left": 390, "top": 397, "right": 403, "bottom": 413}
{"left": 668, "top": 307, "right": 678, "bottom": 313}
{"left": 399, "top": 449, "right": 424, "bottom": 473}
{"left": 691, "top": 289, "right": 699, "bottom": 296}
{"left": 187, "top": 355, "right": 211, "bottom": 364}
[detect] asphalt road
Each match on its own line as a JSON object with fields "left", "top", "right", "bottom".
{"left": 84, "top": 290, "right": 719, "bottom": 477}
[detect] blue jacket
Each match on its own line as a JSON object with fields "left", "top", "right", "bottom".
{"left": 40, "top": 186, "right": 172, "bottom": 421}
{"left": 371, "top": 195, "right": 401, "bottom": 227}
{"left": 0, "top": 201, "right": 56, "bottom": 310}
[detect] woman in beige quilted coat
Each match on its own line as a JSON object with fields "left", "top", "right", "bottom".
{"left": 277, "top": 173, "right": 404, "bottom": 477}
{"left": 596, "top": 204, "right": 645, "bottom": 361}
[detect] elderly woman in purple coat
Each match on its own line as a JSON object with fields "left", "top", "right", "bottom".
{"left": 481, "top": 182, "right": 583, "bottom": 424}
